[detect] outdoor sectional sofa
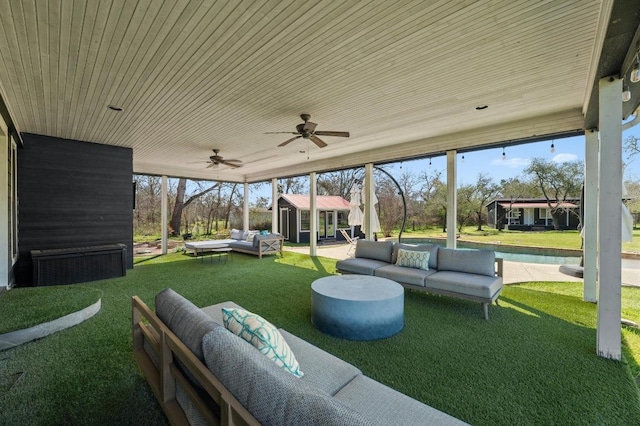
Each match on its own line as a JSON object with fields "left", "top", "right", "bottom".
{"left": 336, "top": 240, "right": 503, "bottom": 320}
{"left": 132, "top": 288, "right": 468, "bottom": 425}
{"left": 227, "top": 229, "right": 284, "bottom": 259}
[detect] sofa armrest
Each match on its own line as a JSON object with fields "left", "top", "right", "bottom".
{"left": 496, "top": 258, "right": 504, "bottom": 277}
{"left": 257, "top": 236, "right": 284, "bottom": 259}
{"left": 131, "top": 296, "right": 260, "bottom": 426}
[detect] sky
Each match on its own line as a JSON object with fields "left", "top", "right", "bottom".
{"left": 248, "top": 127, "right": 640, "bottom": 203}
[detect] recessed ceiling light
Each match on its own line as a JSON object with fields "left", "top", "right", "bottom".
{"left": 108, "top": 105, "right": 123, "bottom": 111}
{"left": 475, "top": 105, "right": 488, "bottom": 110}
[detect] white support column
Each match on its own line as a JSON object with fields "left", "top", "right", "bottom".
{"left": 243, "top": 182, "right": 249, "bottom": 231}
{"left": 272, "top": 178, "right": 278, "bottom": 234}
{"left": 0, "top": 116, "right": 8, "bottom": 287}
{"left": 310, "top": 172, "right": 317, "bottom": 256}
{"left": 584, "top": 129, "right": 599, "bottom": 302}
{"left": 364, "top": 163, "right": 374, "bottom": 240}
{"left": 446, "top": 150, "right": 457, "bottom": 249}
{"left": 596, "top": 76, "right": 622, "bottom": 360}
{"left": 161, "top": 176, "right": 168, "bottom": 255}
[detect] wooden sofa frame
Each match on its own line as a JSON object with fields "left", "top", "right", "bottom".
{"left": 131, "top": 296, "right": 260, "bottom": 426}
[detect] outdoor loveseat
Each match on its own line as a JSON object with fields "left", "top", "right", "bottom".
{"left": 336, "top": 240, "right": 503, "bottom": 320}
{"left": 132, "top": 288, "right": 468, "bottom": 425}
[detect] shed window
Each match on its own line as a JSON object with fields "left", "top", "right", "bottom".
{"left": 300, "top": 210, "right": 310, "bottom": 231}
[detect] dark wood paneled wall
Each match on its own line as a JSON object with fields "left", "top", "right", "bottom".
{"left": 16, "top": 133, "right": 133, "bottom": 286}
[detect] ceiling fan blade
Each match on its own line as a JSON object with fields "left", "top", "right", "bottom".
{"left": 206, "top": 162, "right": 214, "bottom": 168}
{"left": 223, "top": 159, "right": 242, "bottom": 164}
{"left": 309, "top": 134, "right": 327, "bottom": 148}
{"left": 278, "top": 135, "right": 302, "bottom": 147}
{"left": 265, "top": 132, "right": 299, "bottom": 134}
{"left": 217, "top": 159, "right": 242, "bottom": 168}
{"left": 314, "top": 131, "right": 350, "bottom": 138}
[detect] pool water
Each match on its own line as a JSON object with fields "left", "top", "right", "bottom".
{"left": 398, "top": 239, "right": 581, "bottom": 265}
{"left": 492, "top": 252, "right": 581, "bottom": 265}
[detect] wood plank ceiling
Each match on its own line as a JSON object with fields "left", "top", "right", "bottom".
{"left": 0, "top": 1, "right": 616, "bottom": 182}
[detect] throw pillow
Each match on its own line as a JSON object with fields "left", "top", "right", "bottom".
{"left": 245, "top": 231, "right": 257, "bottom": 242}
{"left": 222, "top": 307, "right": 303, "bottom": 378}
{"left": 395, "top": 248, "right": 430, "bottom": 271}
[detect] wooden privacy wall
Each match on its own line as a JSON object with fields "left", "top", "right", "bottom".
{"left": 15, "top": 133, "right": 133, "bottom": 286}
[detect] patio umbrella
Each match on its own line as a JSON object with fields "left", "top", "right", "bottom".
{"left": 361, "top": 180, "right": 381, "bottom": 234}
{"left": 348, "top": 183, "right": 364, "bottom": 227}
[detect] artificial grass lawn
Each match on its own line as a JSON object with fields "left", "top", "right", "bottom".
{"left": 0, "top": 252, "right": 639, "bottom": 425}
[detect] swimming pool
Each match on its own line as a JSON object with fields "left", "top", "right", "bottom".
{"left": 398, "top": 239, "right": 582, "bottom": 265}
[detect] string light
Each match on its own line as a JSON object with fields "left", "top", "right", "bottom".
{"left": 428, "top": 158, "right": 432, "bottom": 168}
{"left": 623, "top": 77, "right": 631, "bottom": 102}
{"left": 461, "top": 154, "right": 465, "bottom": 163}
{"left": 631, "top": 54, "right": 640, "bottom": 83}
{"left": 550, "top": 140, "right": 555, "bottom": 153}
{"left": 502, "top": 147, "right": 506, "bottom": 161}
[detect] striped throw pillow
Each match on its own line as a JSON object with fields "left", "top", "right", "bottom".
{"left": 395, "top": 248, "right": 430, "bottom": 271}
{"left": 222, "top": 307, "right": 303, "bottom": 377}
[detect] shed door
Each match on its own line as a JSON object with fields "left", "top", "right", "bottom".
{"left": 279, "top": 208, "right": 289, "bottom": 240}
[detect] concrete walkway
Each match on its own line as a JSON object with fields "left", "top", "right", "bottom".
{"left": 284, "top": 244, "right": 640, "bottom": 286}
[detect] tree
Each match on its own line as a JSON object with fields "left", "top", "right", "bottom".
{"left": 524, "top": 158, "right": 583, "bottom": 229}
{"left": 625, "top": 135, "right": 640, "bottom": 159}
{"left": 170, "top": 179, "right": 219, "bottom": 236}
{"left": 470, "top": 173, "right": 500, "bottom": 231}
{"left": 625, "top": 177, "right": 640, "bottom": 228}
{"left": 419, "top": 170, "right": 446, "bottom": 231}
{"left": 278, "top": 177, "right": 306, "bottom": 194}
{"left": 456, "top": 184, "right": 476, "bottom": 232}
{"left": 317, "top": 169, "right": 362, "bottom": 198}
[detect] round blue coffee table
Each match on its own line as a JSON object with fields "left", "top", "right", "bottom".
{"left": 311, "top": 275, "right": 404, "bottom": 340}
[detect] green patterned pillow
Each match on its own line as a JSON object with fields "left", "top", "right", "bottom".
{"left": 222, "top": 307, "right": 303, "bottom": 378}
{"left": 396, "top": 248, "right": 430, "bottom": 270}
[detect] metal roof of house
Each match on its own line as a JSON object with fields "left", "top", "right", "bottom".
{"left": 279, "top": 194, "right": 350, "bottom": 210}
{"left": 0, "top": 1, "right": 639, "bottom": 182}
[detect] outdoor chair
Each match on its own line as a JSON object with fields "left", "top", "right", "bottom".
{"left": 339, "top": 229, "right": 359, "bottom": 257}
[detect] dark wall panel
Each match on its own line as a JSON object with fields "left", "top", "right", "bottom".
{"left": 16, "top": 133, "right": 133, "bottom": 286}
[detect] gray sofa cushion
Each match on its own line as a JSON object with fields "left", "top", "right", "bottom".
{"left": 437, "top": 248, "right": 496, "bottom": 277}
{"left": 200, "top": 301, "right": 244, "bottom": 325}
{"left": 336, "top": 258, "right": 390, "bottom": 275}
{"left": 279, "top": 329, "right": 361, "bottom": 396}
{"left": 155, "top": 288, "right": 221, "bottom": 360}
{"left": 374, "top": 264, "right": 437, "bottom": 286}
{"left": 425, "top": 271, "right": 503, "bottom": 300}
{"left": 392, "top": 243, "right": 439, "bottom": 270}
{"left": 354, "top": 240, "right": 394, "bottom": 263}
{"left": 228, "top": 240, "right": 258, "bottom": 252}
{"left": 334, "top": 375, "right": 468, "bottom": 426}
{"left": 230, "top": 228, "right": 244, "bottom": 240}
{"left": 203, "top": 328, "right": 373, "bottom": 426}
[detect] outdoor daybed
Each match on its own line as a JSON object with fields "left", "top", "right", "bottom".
{"left": 132, "top": 288, "right": 468, "bottom": 425}
{"left": 336, "top": 240, "right": 503, "bottom": 320}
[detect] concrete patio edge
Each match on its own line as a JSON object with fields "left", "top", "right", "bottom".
{"left": 0, "top": 299, "right": 102, "bottom": 351}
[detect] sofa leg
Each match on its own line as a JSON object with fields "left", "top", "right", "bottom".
{"left": 482, "top": 303, "right": 489, "bottom": 320}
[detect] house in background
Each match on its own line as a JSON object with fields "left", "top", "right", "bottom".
{"left": 486, "top": 198, "right": 581, "bottom": 231}
{"left": 275, "top": 194, "right": 353, "bottom": 243}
